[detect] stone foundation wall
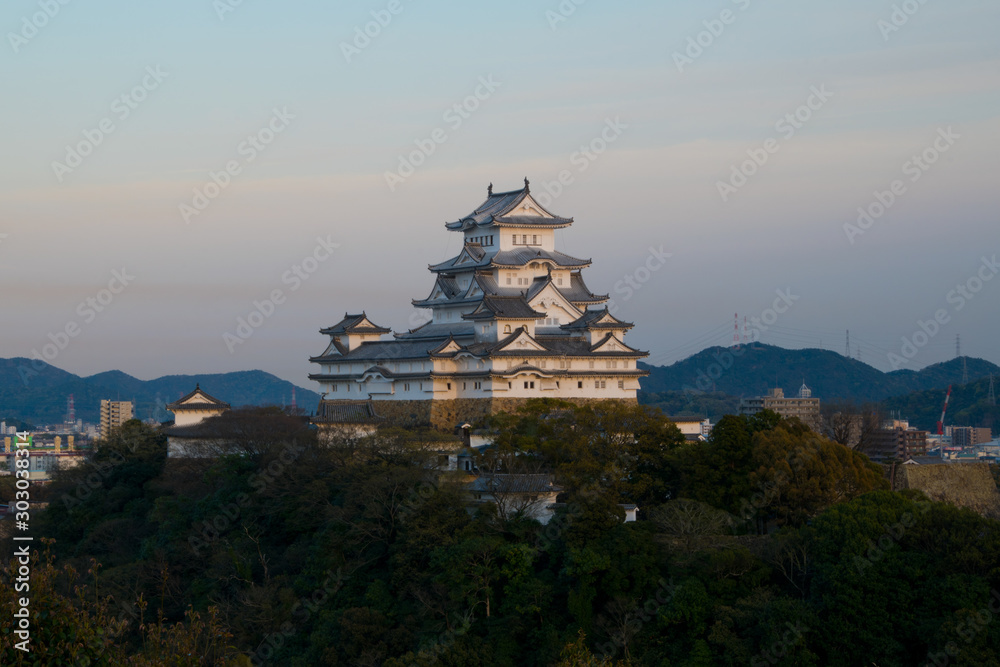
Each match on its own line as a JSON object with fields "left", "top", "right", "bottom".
{"left": 372, "top": 397, "right": 638, "bottom": 430}
{"left": 895, "top": 461, "right": 1000, "bottom": 519}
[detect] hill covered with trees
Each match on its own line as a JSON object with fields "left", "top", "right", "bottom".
{"left": 2, "top": 404, "right": 998, "bottom": 665}
{"left": 0, "top": 357, "right": 319, "bottom": 425}
{"left": 639, "top": 345, "right": 999, "bottom": 402}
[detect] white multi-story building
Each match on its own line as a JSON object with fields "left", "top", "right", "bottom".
{"left": 309, "top": 180, "right": 649, "bottom": 427}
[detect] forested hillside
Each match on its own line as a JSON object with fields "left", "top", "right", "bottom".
{"left": 2, "top": 403, "right": 998, "bottom": 665}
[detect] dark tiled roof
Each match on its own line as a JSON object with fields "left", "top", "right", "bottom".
{"left": 165, "top": 385, "right": 231, "bottom": 412}
{"left": 589, "top": 332, "right": 643, "bottom": 354}
{"left": 163, "top": 422, "right": 220, "bottom": 438}
{"left": 320, "top": 312, "right": 391, "bottom": 336}
{"left": 463, "top": 296, "right": 545, "bottom": 321}
{"left": 314, "top": 400, "right": 382, "bottom": 424}
{"left": 311, "top": 338, "right": 446, "bottom": 363}
{"left": 905, "top": 456, "right": 948, "bottom": 465}
{"left": 394, "top": 322, "right": 477, "bottom": 341}
{"left": 465, "top": 474, "right": 562, "bottom": 495}
{"left": 492, "top": 215, "right": 572, "bottom": 227}
{"left": 445, "top": 183, "right": 573, "bottom": 231}
{"left": 428, "top": 247, "right": 591, "bottom": 273}
{"left": 429, "top": 336, "right": 464, "bottom": 356}
{"left": 563, "top": 307, "right": 634, "bottom": 331}
{"left": 562, "top": 272, "right": 609, "bottom": 304}
{"left": 412, "top": 275, "right": 465, "bottom": 306}
{"left": 491, "top": 248, "right": 591, "bottom": 269}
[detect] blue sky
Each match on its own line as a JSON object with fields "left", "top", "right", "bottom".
{"left": 2, "top": 0, "right": 998, "bottom": 387}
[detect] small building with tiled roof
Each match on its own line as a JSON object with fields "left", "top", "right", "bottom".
{"left": 313, "top": 398, "right": 382, "bottom": 440}
{"left": 165, "top": 385, "right": 231, "bottom": 428}
{"left": 309, "top": 180, "right": 650, "bottom": 428}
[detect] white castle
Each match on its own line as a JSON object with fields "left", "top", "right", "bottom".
{"left": 309, "top": 180, "right": 648, "bottom": 426}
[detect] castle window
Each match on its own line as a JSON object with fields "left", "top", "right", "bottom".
{"left": 512, "top": 234, "right": 517, "bottom": 244}
{"left": 578, "top": 381, "right": 583, "bottom": 389}
{"left": 504, "top": 325, "right": 512, "bottom": 334}
{"left": 618, "top": 380, "right": 625, "bottom": 389}
{"left": 521, "top": 235, "right": 528, "bottom": 244}
{"left": 474, "top": 381, "right": 482, "bottom": 390}
{"left": 539, "top": 360, "right": 546, "bottom": 368}
{"left": 589, "top": 361, "right": 595, "bottom": 369}
{"left": 404, "top": 383, "right": 410, "bottom": 391}
{"left": 532, "top": 235, "right": 538, "bottom": 244}
{"left": 331, "top": 384, "right": 337, "bottom": 392}
{"left": 557, "top": 277, "right": 563, "bottom": 285}
{"left": 463, "top": 382, "right": 467, "bottom": 390}
{"left": 447, "top": 383, "right": 452, "bottom": 390}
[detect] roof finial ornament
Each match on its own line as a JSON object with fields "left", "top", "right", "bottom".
{"left": 488, "top": 182, "right": 493, "bottom": 195}
{"left": 524, "top": 177, "right": 530, "bottom": 193}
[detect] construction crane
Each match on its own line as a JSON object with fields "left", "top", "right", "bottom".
{"left": 936, "top": 385, "right": 952, "bottom": 436}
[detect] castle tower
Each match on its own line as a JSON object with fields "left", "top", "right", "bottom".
{"left": 309, "top": 181, "right": 650, "bottom": 427}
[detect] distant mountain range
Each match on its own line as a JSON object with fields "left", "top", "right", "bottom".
{"left": 0, "top": 358, "right": 321, "bottom": 427}
{"left": 4, "top": 344, "right": 996, "bottom": 432}
{"left": 638, "top": 344, "right": 999, "bottom": 403}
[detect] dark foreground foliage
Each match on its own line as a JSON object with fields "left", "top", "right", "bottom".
{"left": 1, "top": 404, "right": 998, "bottom": 666}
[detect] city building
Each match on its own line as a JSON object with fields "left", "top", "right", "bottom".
{"left": 951, "top": 427, "right": 993, "bottom": 448}
{"left": 309, "top": 180, "right": 649, "bottom": 429}
{"left": 99, "top": 400, "right": 134, "bottom": 438}
{"left": 868, "top": 419, "right": 928, "bottom": 462}
{"left": 739, "top": 384, "right": 821, "bottom": 432}
{"left": 2, "top": 435, "right": 85, "bottom": 483}
{"left": 668, "top": 417, "right": 713, "bottom": 442}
